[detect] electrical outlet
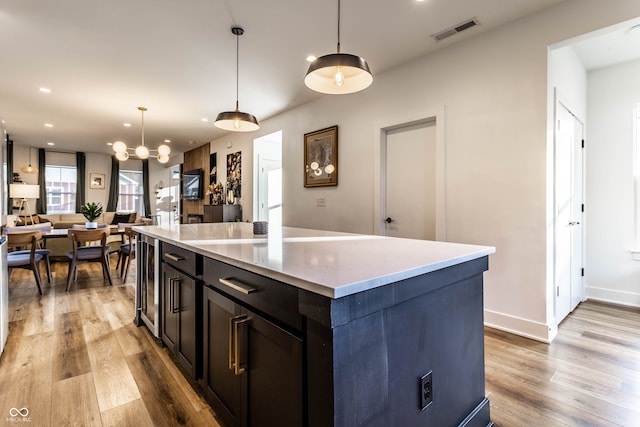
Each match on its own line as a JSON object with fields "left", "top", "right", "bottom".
{"left": 420, "top": 371, "right": 433, "bottom": 410}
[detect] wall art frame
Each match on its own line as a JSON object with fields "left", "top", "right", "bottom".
{"left": 304, "top": 125, "right": 338, "bottom": 187}
{"left": 90, "top": 173, "right": 105, "bottom": 189}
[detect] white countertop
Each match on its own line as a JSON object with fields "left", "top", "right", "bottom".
{"left": 135, "top": 223, "right": 495, "bottom": 299}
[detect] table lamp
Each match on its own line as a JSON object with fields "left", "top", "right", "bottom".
{"left": 9, "top": 183, "right": 40, "bottom": 225}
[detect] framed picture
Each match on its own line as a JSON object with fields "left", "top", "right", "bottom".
{"left": 304, "top": 125, "right": 338, "bottom": 187}
{"left": 90, "top": 173, "right": 105, "bottom": 189}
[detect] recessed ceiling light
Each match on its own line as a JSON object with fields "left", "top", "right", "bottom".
{"left": 306, "top": 55, "right": 317, "bottom": 62}
{"left": 44, "top": 123, "right": 53, "bottom": 128}
{"left": 47, "top": 142, "right": 55, "bottom": 146}
{"left": 39, "top": 87, "right": 51, "bottom": 93}
{"left": 201, "top": 118, "right": 209, "bottom": 122}
{"left": 189, "top": 140, "right": 196, "bottom": 145}
{"left": 164, "top": 139, "right": 171, "bottom": 143}
{"left": 106, "top": 142, "right": 113, "bottom": 146}
{"left": 123, "top": 123, "right": 132, "bottom": 127}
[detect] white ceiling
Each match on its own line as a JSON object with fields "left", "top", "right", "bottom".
{"left": 0, "top": 0, "right": 573, "bottom": 156}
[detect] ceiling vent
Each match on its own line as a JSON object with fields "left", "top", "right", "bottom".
{"left": 431, "top": 17, "right": 480, "bottom": 41}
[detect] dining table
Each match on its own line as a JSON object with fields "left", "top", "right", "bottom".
{"left": 40, "top": 224, "right": 126, "bottom": 239}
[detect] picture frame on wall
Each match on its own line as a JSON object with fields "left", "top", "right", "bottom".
{"left": 90, "top": 173, "right": 105, "bottom": 189}
{"left": 304, "top": 125, "right": 338, "bottom": 187}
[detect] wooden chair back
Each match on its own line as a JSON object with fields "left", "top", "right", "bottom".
{"left": 7, "top": 230, "right": 43, "bottom": 254}
{"left": 68, "top": 228, "right": 111, "bottom": 256}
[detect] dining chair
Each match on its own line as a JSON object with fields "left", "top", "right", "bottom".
{"left": 6, "top": 225, "right": 53, "bottom": 284}
{"left": 117, "top": 226, "right": 137, "bottom": 280}
{"left": 66, "top": 227, "right": 112, "bottom": 291}
{"left": 7, "top": 230, "right": 47, "bottom": 294}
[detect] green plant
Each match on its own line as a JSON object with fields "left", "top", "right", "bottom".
{"left": 81, "top": 202, "right": 103, "bottom": 222}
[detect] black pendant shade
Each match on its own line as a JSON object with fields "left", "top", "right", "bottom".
{"left": 305, "top": 52, "right": 373, "bottom": 95}
{"left": 214, "top": 26, "right": 260, "bottom": 132}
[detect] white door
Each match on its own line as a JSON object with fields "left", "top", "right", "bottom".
{"left": 257, "top": 158, "right": 282, "bottom": 228}
{"left": 384, "top": 120, "right": 436, "bottom": 240}
{"left": 555, "top": 102, "right": 584, "bottom": 323}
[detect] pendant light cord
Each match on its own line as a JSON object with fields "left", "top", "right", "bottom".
{"left": 337, "top": 0, "right": 341, "bottom": 53}
{"left": 235, "top": 31, "right": 240, "bottom": 110}
{"left": 141, "top": 108, "right": 145, "bottom": 147}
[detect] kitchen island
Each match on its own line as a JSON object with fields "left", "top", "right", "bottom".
{"left": 134, "top": 222, "right": 495, "bottom": 427}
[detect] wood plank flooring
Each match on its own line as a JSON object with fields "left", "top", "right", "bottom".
{"left": 486, "top": 301, "right": 640, "bottom": 426}
{"left": 1, "top": 260, "right": 640, "bottom": 426}
{"left": 0, "top": 260, "right": 219, "bottom": 427}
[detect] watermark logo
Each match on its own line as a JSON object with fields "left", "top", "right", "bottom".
{"left": 7, "top": 407, "right": 31, "bottom": 423}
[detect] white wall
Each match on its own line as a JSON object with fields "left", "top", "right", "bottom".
{"left": 586, "top": 59, "right": 640, "bottom": 306}
{"left": 209, "top": 0, "right": 640, "bottom": 342}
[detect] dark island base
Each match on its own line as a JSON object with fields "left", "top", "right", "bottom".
{"left": 304, "top": 256, "right": 492, "bottom": 427}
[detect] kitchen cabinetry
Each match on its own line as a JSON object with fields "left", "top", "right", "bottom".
{"left": 136, "top": 224, "right": 494, "bottom": 427}
{"left": 201, "top": 259, "right": 303, "bottom": 427}
{"left": 203, "top": 205, "right": 242, "bottom": 223}
{"left": 161, "top": 243, "right": 201, "bottom": 379}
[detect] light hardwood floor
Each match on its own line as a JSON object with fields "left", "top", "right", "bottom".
{"left": 0, "top": 259, "right": 220, "bottom": 427}
{"left": 1, "top": 260, "right": 639, "bottom": 426}
{"left": 486, "top": 302, "right": 640, "bottom": 426}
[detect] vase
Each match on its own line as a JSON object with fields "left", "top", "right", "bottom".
{"left": 85, "top": 221, "right": 98, "bottom": 229}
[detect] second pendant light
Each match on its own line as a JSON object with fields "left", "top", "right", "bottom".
{"left": 215, "top": 26, "right": 260, "bottom": 132}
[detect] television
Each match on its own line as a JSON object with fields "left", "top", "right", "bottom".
{"left": 183, "top": 169, "right": 204, "bottom": 200}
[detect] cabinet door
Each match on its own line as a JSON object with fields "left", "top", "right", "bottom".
{"left": 202, "top": 286, "right": 303, "bottom": 427}
{"left": 246, "top": 309, "right": 303, "bottom": 427}
{"left": 162, "top": 264, "right": 179, "bottom": 352}
{"left": 177, "top": 271, "right": 197, "bottom": 376}
{"left": 202, "top": 286, "right": 246, "bottom": 427}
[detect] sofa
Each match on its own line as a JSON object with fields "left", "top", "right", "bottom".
{"left": 8, "top": 212, "right": 145, "bottom": 261}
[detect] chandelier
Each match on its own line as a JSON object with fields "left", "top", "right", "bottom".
{"left": 113, "top": 107, "right": 170, "bottom": 163}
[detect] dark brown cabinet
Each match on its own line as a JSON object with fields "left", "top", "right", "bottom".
{"left": 161, "top": 243, "right": 201, "bottom": 379}
{"left": 201, "top": 282, "right": 303, "bottom": 427}
{"left": 203, "top": 204, "right": 242, "bottom": 223}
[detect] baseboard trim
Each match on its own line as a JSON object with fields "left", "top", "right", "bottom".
{"left": 585, "top": 287, "right": 640, "bottom": 308}
{"left": 484, "top": 309, "right": 554, "bottom": 343}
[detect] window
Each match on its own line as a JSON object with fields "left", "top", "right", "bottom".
{"left": 45, "top": 165, "right": 77, "bottom": 213}
{"left": 118, "top": 170, "right": 144, "bottom": 214}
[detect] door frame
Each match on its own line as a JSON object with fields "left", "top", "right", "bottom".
{"left": 373, "top": 106, "right": 446, "bottom": 240}
{"left": 553, "top": 88, "right": 585, "bottom": 326}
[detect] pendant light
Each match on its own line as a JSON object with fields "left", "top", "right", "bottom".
{"left": 113, "top": 107, "right": 171, "bottom": 163}
{"left": 21, "top": 146, "right": 38, "bottom": 174}
{"left": 304, "top": 0, "right": 373, "bottom": 94}
{"left": 214, "top": 27, "right": 260, "bottom": 132}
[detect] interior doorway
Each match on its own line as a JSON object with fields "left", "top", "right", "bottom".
{"left": 554, "top": 96, "right": 585, "bottom": 324}
{"left": 374, "top": 108, "right": 446, "bottom": 240}
{"left": 385, "top": 120, "right": 437, "bottom": 239}
{"left": 253, "top": 131, "right": 282, "bottom": 227}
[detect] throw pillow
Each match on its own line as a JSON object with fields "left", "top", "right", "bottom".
{"left": 111, "top": 213, "right": 131, "bottom": 225}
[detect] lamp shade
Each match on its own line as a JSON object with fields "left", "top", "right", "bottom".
{"left": 214, "top": 110, "right": 260, "bottom": 132}
{"left": 10, "top": 183, "right": 40, "bottom": 199}
{"left": 305, "top": 53, "right": 373, "bottom": 94}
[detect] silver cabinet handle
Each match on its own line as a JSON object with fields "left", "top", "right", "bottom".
{"left": 219, "top": 278, "right": 256, "bottom": 295}
{"left": 234, "top": 317, "right": 249, "bottom": 375}
{"left": 169, "top": 277, "right": 181, "bottom": 313}
{"left": 164, "top": 253, "right": 184, "bottom": 262}
{"left": 229, "top": 314, "right": 248, "bottom": 374}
